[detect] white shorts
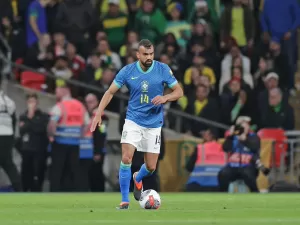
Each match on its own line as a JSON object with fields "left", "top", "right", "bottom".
{"left": 120, "top": 119, "right": 161, "bottom": 154}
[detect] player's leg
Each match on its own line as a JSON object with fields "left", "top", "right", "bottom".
{"left": 133, "top": 127, "right": 161, "bottom": 200}
{"left": 118, "top": 143, "right": 135, "bottom": 209}
{"left": 118, "top": 120, "right": 142, "bottom": 209}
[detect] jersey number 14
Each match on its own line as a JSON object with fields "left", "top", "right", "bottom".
{"left": 140, "top": 94, "right": 149, "bottom": 104}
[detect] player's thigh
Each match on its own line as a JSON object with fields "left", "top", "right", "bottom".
{"left": 121, "top": 120, "right": 143, "bottom": 163}
{"left": 141, "top": 127, "right": 161, "bottom": 171}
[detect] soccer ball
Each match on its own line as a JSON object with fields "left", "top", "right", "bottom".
{"left": 139, "top": 189, "right": 161, "bottom": 209}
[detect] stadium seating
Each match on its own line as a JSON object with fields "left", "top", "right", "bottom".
{"left": 257, "top": 128, "right": 288, "bottom": 168}
{"left": 20, "top": 71, "right": 46, "bottom": 91}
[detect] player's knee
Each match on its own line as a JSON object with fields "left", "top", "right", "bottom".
{"left": 146, "top": 163, "right": 156, "bottom": 173}
{"left": 121, "top": 155, "right": 132, "bottom": 165}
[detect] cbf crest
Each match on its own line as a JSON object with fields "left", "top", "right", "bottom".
{"left": 141, "top": 81, "right": 149, "bottom": 93}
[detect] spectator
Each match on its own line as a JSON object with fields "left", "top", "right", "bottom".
{"left": 126, "top": 55, "right": 136, "bottom": 64}
{"left": 220, "top": 41, "right": 252, "bottom": 93}
{"left": 185, "top": 85, "right": 219, "bottom": 137}
{"left": 66, "top": 43, "right": 86, "bottom": 79}
{"left": 98, "top": 67, "right": 115, "bottom": 90}
{"left": 257, "top": 72, "right": 288, "bottom": 114}
{"left": 55, "top": 0, "right": 96, "bottom": 57}
{"left": 82, "top": 52, "right": 101, "bottom": 85}
{"left": 159, "top": 54, "right": 179, "bottom": 81}
{"left": 18, "top": 93, "right": 49, "bottom": 192}
{"left": 26, "top": 0, "right": 50, "bottom": 47}
{"left": 220, "top": 77, "right": 251, "bottom": 125}
{"left": 187, "top": 19, "right": 212, "bottom": 52}
{"left": 0, "top": 7, "right": 26, "bottom": 60}
{"left": 269, "top": 41, "right": 291, "bottom": 90}
{"left": 96, "top": 39, "right": 122, "bottom": 70}
{"left": 0, "top": 79, "right": 22, "bottom": 192}
{"left": 259, "top": 87, "right": 294, "bottom": 130}
{"left": 93, "top": 67, "right": 119, "bottom": 112}
{"left": 98, "top": 0, "right": 128, "bottom": 16}
{"left": 165, "top": 2, "right": 191, "bottom": 48}
{"left": 260, "top": 0, "right": 300, "bottom": 89}
{"left": 0, "top": 1, "right": 14, "bottom": 24}
{"left": 192, "top": 0, "right": 219, "bottom": 35}
{"left": 220, "top": 0, "right": 254, "bottom": 52}
{"left": 51, "top": 56, "right": 73, "bottom": 91}
{"left": 51, "top": 32, "right": 67, "bottom": 57}
{"left": 155, "top": 33, "right": 183, "bottom": 63}
{"left": 253, "top": 56, "right": 271, "bottom": 92}
{"left": 127, "top": 0, "right": 142, "bottom": 25}
{"left": 100, "top": 0, "right": 128, "bottom": 52}
{"left": 24, "top": 33, "right": 53, "bottom": 69}
{"left": 46, "top": 0, "right": 61, "bottom": 34}
{"left": 134, "top": 0, "right": 167, "bottom": 44}
{"left": 119, "top": 31, "right": 139, "bottom": 64}
{"left": 184, "top": 55, "right": 216, "bottom": 95}
{"left": 222, "top": 67, "right": 252, "bottom": 95}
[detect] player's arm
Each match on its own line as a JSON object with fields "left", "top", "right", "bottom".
{"left": 94, "top": 82, "right": 119, "bottom": 118}
{"left": 91, "top": 67, "right": 127, "bottom": 132}
{"left": 163, "top": 83, "right": 183, "bottom": 102}
{"left": 152, "top": 65, "right": 183, "bottom": 105}
{"left": 94, "top": 67, "right": 127, "bottom": 117}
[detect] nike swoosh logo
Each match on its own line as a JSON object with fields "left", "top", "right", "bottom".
{"left": 131, "top": 77, "right": 138, "bottom": 80}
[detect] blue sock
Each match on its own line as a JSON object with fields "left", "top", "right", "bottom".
{"left": 119, "top": 162, "right": 131, "bottom": 203}
{"left": 135, "top": 163, "right": 153, "bottom": 183}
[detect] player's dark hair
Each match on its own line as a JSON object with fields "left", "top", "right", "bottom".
{"left": 138, "top": 39, "right": 153, "bottom": 49}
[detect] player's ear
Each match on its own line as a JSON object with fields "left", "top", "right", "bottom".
{"left": 136, "top": 51, "right": 139, "bottom": 60}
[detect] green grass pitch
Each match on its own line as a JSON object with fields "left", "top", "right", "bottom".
{"left": 0, "top": 193, "right": 299, "bottom": 225}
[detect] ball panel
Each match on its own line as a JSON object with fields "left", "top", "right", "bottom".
{"left": 139, "top": 189, "right": 161, "bottom": 209}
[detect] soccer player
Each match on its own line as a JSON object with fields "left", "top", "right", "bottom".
{"left": 90, "top": 39, "right": 183, "bottom": 209}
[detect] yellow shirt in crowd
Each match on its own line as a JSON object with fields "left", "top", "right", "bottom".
{"left": 184, "top": 67, "right": 216, "bottom": 86}
{"left": 231, "top": 7, "right": 247, "bottom": 46}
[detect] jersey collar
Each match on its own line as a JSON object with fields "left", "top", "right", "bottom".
{"left": 136, "top": 60, "right": 155, "bottom": 74}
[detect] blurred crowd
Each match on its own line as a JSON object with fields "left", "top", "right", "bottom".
{"left": 0, "top": 0, "right": 298, "bottom": 138}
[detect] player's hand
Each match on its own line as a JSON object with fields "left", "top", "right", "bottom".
{"left": 90, "top": 114, "right": 102, "bottom": 132}
{"left": 152, "top": 96, "right": 167, "bottom": 105}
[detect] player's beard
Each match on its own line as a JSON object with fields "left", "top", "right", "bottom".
{"left": 142, "top": 59, "right": 153, "bottom": 68}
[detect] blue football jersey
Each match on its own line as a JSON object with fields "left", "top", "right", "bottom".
{"left": 113, "top": 60, "right": 178, "bottom": 128}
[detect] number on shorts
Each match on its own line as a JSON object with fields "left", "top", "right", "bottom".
{"left": 155, "top": 135, "right": 161, "bottom": 145}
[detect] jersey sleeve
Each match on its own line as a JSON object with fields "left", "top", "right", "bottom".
{"left": 49, "top": 105, "right": 61, "bottom": 122}
{"left": 113, "top": 66, "right": 127, "bottom": 88}
{"left": 162, "top": 64, "right": 178, "bottom": 88}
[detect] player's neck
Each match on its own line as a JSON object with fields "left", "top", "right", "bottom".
{"left": 139, "top": 61, "right": 150, "bottom": 72}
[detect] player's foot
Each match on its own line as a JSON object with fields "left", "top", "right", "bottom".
{"left": 116, "top": 202, "right": 129, "bottom": 210}
{"left": 133, "top": 172, "right": 143, "bottom": 201}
